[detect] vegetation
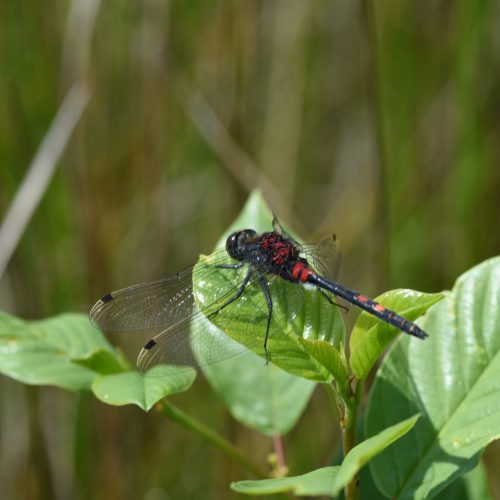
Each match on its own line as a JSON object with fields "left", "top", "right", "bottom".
{"left": 1, "top": 2, "right": 499, "bottom": 499}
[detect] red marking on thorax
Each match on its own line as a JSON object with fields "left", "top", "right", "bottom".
{"left": 274, "top": 250, "right": 288, "bottom": 265}
{"left": 260, "top": 233, "right": 278, "bottom": 249}
{"left": 357, "top": 295, "right": 369, "bottom": 303}
{"left": 261, "top": 234, "right": 298, "bottom": 266}
{"left": 273, "top": 242, "right": 294, "bottom": 264}
{"left": 373, "top": 304, "right": 385, "bottom": 312}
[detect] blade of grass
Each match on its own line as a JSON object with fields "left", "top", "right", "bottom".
{"left": 0, "top": 82, "right": 90, "bottom": 281}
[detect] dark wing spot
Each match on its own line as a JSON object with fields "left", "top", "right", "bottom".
{"left": 101, "top": 293, "right": 114, "bottom": 303}
{"left": 144, "top": 339, "right": 157, "bottom": 350}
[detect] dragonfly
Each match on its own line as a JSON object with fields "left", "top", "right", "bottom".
{"left": 90, "top": 217, "right": 427, "bottom": 375}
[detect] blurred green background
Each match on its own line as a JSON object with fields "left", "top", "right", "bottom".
{"left": 1, "top": 1, "right": 499, "bottom": 499}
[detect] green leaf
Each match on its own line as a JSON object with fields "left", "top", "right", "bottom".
{"left": 349, "top": 289, "right": 443, "bottom": 380}
{"left": 0, "top": 312, "right": 116, "bottom": 391}
{"left": 195, "top": 254, "right": 340, "bottom": 382}
{"left": 438, "top": 462, "right": 493, "bottom": 500}
{"left": 92, "top": 367, "right": 196, "bottom": 411}
{"left": 231, "top": 415, "right": 419, "bottom": 497}
{"left": 231, "top": 467, "right": 340, "bottom": 496}
{"left": 73, "top": 348, "right": 130, "bottom": 374}
{"left": 329, "top": 414, "right": 419, "bottom": 496}
{"left": 460, "top": 463, "right": 494, "bottom": 500}
{"left": 201, "top": 322, "right": 315, "bottom": 435}
{"left": 298, "top": 338, "right": 349, "bottom": 387}
{"left": 366, "top": 256, "right": 500, "bottom": 499}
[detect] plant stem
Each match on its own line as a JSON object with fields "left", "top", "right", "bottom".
{"left": 342, "top": 404, "right": 359, "bottom": 499}
{"left": 342, "top": 379, "right": 362, "bottom": 500}
{"left": 272, "top": 434, "right": 287, "bottom": 477}
{"left": 157, "top": 400, "right": 266, "bottom": 478}
{"left": 325, "top": 378, "right": 362, "bottom": 499}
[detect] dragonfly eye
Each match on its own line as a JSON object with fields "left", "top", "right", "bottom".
{"left": 226, "top": 229, "right": 256, "bottom": 260}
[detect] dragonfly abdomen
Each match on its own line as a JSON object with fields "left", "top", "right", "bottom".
{"left": 306, "top": 273, "right": 428, "bottom": 340}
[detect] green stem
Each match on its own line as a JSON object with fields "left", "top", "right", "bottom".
{"left": 342, "top": 378, "right": 363, "bottom": 500}
{"left": 157, "top": 400, "right": 266, "bottom": 478}
{"left": 324, "top": 378, "right": 360, "bottom": 500}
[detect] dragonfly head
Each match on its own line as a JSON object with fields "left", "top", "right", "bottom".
{"left": 226, "top": 229, "right": 257, "bottom": 261}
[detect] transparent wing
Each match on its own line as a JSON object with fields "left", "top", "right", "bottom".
{"left": 89, "top": 248, "right": 230, "bottom": 334}
{"left": 300, "top": 235, "right": 341, "bottom": 280}
{"left": 135, "top": 278, "right": 255, "bottom": 374}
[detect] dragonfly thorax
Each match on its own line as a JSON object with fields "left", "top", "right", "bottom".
{"left": 259, "top": 231, "right": 300, "bottom": 266}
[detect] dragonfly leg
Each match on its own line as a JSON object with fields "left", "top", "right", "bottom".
{"left": 215, "top": 262, "right": 246, "bottom": 270}
{"left": 208, "top": 267, "right": 253, "bottom": 318}
{"left": 318, "top": 288, "right": 349, "bottom": 313}
{"left": 257, "top": 274, "right": 273, "bottom": 364}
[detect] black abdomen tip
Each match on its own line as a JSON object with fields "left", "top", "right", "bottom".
{"left": 101, "top": 293, "right": 114, "bottom": 303}
{"left": 144, "top": 339, "right": 157, "bottom": 350}
{"left": 411, "top": 325, "right": 429, "bottom": 339}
